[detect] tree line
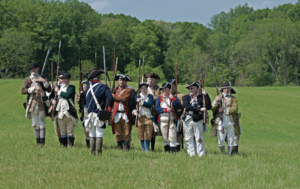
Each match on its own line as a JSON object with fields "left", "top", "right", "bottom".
{"left": 1, "top": 0, "right": 300, "bottom": 86}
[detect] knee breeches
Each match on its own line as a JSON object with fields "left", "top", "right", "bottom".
{"left": 160, "top": 116, "right": 177, "bottom": 147}
{"left": 217, "top": 125, "right": 235, "bottom": 147}
{"left": 31, "top": 105, "right": 46, "bottom": 129}
{"left": 114, "top": 118, "right": 131, "bottom": 141}
{"left": 57, "top": 115, "right": 74, "bottom": 136}
{"left": 136, "top": 115, "right": 153, "bottom": 141}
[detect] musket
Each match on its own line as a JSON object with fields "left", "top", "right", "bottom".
{"left": 95, "top": 49, "right": 97, "bottom": 68}
{"left": 103, "top": 46, "right": 106, "bottom": 84}
{"left": 51, "top": 62, "right": 53, "bottom": 87}
{"left": 79, "top": 51, "right": 83, "bottom": 92}
{"left": 135, "top": 59, "right": 141, "bottom": 127}
{"left": 142, "top": 55, "right": 145, "bottom": 82}
{"left": 52, "top": 41, "right": 61, "bottom": 121}
{"left": 112, "top": 57, "right": 118, "bottom": 92}
{"left": 213, "top": 65, "right": 224, "bottom": 134}
{"left": 167, "top": 79, "right": 174, "bottom": 138}
{"left": 175, "top": 62, "right": 178, "bottom": 97}
{"left": 201, "top": 68, "right": 207, "bottom": 124}
{"left": 36, "top": 49, "right": 50, "bottom": 97}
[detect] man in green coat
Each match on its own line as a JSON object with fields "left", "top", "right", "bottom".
{"left": 51, "top": 73, "right": 78, "bottom": 147}
{"left": 212, "top": 82, "right": 240, "bottom": 156}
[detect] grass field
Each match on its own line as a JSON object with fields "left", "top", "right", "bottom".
{"left": 0, "top": 79, "right": 299, "bottom": 188}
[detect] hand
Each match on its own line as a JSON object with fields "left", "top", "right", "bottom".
{"left": 202, "top": 89, "right": 207, "bottom": 95}
{"left": 136, "top": 98, "right": 141, "bottom": 103}
{"left": 37, "top": 77, "right": 46, "bottom": 83}
{"left": 167, "top": 108, "right": 172, "bottom": 112}
{"left": 201, "top": 107, "right": 206, "bottom": 111}
{"left": 215, "top": 94, "right": 222, "bottom": 102}
{"left": 219, "top": 108, "right": 224, "bottom": 113}
{"left": 55, "top": 87, "right": 59, "bottom": 93}
{"left": 49, "top": 106, "right": 53, "bottom": 111}
{"left": 134, "top": 112, "right": 139, "bottom": 116}
{"left": 52, "top": 100, "right": 57, "bottom": 105}
{"left": 169, "top": 94, "right": 174, "bottom": 99}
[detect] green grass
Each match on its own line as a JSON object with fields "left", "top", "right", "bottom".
{"left": 0, "top": 79, "right": 299, "bottom": 188}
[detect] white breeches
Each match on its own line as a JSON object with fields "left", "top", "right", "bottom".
{"left": 233, "top": 136, "right": 239, "bottom": 146}
{"left": 217, "top": 125, "right": 235, "bottom": 147}
{"left": 89, "top": 126, "right": 104, "bottom": 138}
{"left": 160, "top": 116, "right": 177, "bottom": 147}
{"left": 183, "top": 119, "right": 205, "bottom": 157}
{"left": 31, "top": 105, "right": 46, "bottom": 129}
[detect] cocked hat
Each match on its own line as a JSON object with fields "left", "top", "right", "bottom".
{"left": 144, "top": 73, "right": 160, "bottom": 79}
{"left": 220, "top": 82, "right": 236, "bottom": 94}
{"left": 87, "top": 68, "right": 105, "bottom": 80}
{"left": 115, "top": 74, "right": 131, "bottom": 81}
{"left": 159, "top": 82, "right": 171, "bottom": 90}
{"left": 28, "top": 62, "right": 39, "bottom": 70}
{"left": 185, "top": 81, "right": 199, "bottom": 89}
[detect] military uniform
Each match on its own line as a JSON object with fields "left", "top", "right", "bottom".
{"left": 21, "top": 62, "right": 52, "bottom": 146}
{"left": 50, "top": 73, "right": 78, "bottom": 147}
{"left": 111, "top": 74, "right": 133, "bottom": 151}
{"left": 132, "top": 83, "right": 154, "bottom": 152}
{"left": 155, "top": 82, "right": 181, "bottom": 153}
{"left": 144, "top": 73, "right": 160, "bottom": 151}
{"left": 211, "top": 82, "right": 240, "bottom": 156}
{"left": 182, "top": 82, "right": 212, "bottom": 157}
{"left": 84, "top": 69, "right": 113, "bottom": 155}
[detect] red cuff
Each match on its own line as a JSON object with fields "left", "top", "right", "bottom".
{"left": 163, "top": 108, "right": 168, "bottom": 113}
{"left": 171, "top": 97, "right": 176, "bottom": 102}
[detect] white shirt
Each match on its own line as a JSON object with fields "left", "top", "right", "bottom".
{"left": 132, "top": 93, "right": 152, "bottom": 118}
{"left": 56, "top": 84, "right": 71, "bottom": 119}
{"left": 212, "top": 93, "right": 234, "bottom": 129}
{"left": 160, "top": 95, "right": 174, "bottom": 119}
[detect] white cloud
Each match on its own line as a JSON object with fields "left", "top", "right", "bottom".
{"left": 248, "top": 1, "right": 272, "bottom": 9}
{"left": 90, "top": 1, "right": 111, "bottom": 11}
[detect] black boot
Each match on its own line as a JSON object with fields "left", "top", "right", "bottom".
{"left": 176, "top": 145, "right": 180, "bottom": 152}
{"left": 40, "top": 138, "right": 45, "bottom": 147}
{"left": 58, "top": 138, "right": 63, "bottom": 146}
{"left": 90, "top": 137, "right": 96, "bottom": 155}
{"left": 86, "top": 139, "right": 90, "bottom": 148}
{"left": 170, "top": 147, "right": 176, "bottom": 153}
{"left": 61, "top": 137, "right": 68, "bottom": 147}
{"left": 117, "top": 141, "right": 123, "bottom": 150}
{"left": 36, "top": 138, "right": 40, "bottom": 146}
{"left": 96, "top": 138, "right": 103, "bottom": 156}
{"left": 123, "top": 140, "right": 129, "bottom": 151}
{"left": 68, "top": 137, "right": 75, "bottom": 147}
{"left": 164, "top": 145, "right": 170, "bottom": 153}
{"left": 150, "top": 137, "right": 156, "bottom": 151}
{"left": 232, "top": 146, "right": 238, "bottom": 155}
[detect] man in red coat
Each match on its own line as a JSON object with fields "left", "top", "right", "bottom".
{"left": 111, "top": 74, "right": 133, "bottom": 151}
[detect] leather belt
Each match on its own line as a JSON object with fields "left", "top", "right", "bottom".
{"left": 188, "top": 111, "right": 202, "bottom": 115}
{"left": 117, "top": 111, "right": 125, "bottom": 113}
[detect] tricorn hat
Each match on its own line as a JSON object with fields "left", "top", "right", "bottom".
{"left": 220, "top": 82, "right": 236, "bottom": 94}
{"left": 59, "top": 73, "right": 71, "bottom": 79}
{"left": 185, "top": 81, "right": 199, "bottom": 89}
{"left": 168, "top": 79, "right": 176, "bottom": 85}
{"left": 54, "top": 70, "right": 66, "bottom": 76}
{"left": 87, "top": 68, "right": 105, "bottom": 80}
{"left": 159, "top": 82, "right": 171, "bottom": 90}
{"left": 28, "top": 62, "right": 39, "bottom": 70}
{"left": 139, "top": 82, "right": 149, "bottom": 88}
{"left": 83, "top": 72, "right": 88, "bottom": 78}
{"left": 144, "top": 73, "right": 160, "bottom": 79}
{"left": 115, "top": 74, "right": 131, "bottom": 81}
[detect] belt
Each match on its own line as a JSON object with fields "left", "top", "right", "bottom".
{"left": 188, "top": 111, "right": 202, "bottom": 115}
{"left": 117, "top": 111, "right": 125, "bottom": 113}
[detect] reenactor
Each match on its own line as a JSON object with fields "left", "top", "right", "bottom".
{"left": 50, "top": 73, "right": 78, "bottom": 147}
{"left": 155, "top": 82, "right": 181, "bottom": 153}
{"left": 49, "top": 70, "right": 65, "bottom": 146}
{"left": 77, "top": 73, "right": 90, "bottom": 148}
{"left": 169, "top": 79, "right": 184, "bottom": 152}
{"left": 84, "top": 69, "right": 113, "bottom": 155}
{"left": 21, "top": 62, "right": 52, "bottom": 146}
{"left": 132, "top": 82, "right": 154, "bottom": 151}
{"left": 212, "top": 82, "right": 239, "bottom": 156}
{"left": 144, "top": 73, "right": 160, "bottom": 151}
{"left": 111, "top": 74, "right": 133, "bottom": 151}
{"left": 182, "top": 81, "right": 212, "bottom": 157}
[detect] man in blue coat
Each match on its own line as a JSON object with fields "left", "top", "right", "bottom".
{"left": 84, "top": 69, "right": 114, "bottom": 155}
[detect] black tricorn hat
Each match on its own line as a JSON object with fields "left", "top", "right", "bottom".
{"left": 28, "top": 62, "right": 39, "bottom": 70}
{"left": 59, "top": 73, "right": 71, "bottom": 79}
{"left": 83, "top": 72, "right": 88, "bottom": 78}
{"left": 81, "top": 80, "right": 89, "bottom": 84}
{"left": 168, "top": 79, "right": 176, "bottom": 85}
{"left": 115, "top": 74, "right": 131, "bottom": 81}
{"left": 139, "top": 82, "right": 149, "bottom": 88}
{"left": 185, "top": 81, "right": 199, "bottom": 89}
{"left": 220, "top": 82, "right": 236, "bottom": 94}
{"left": 144, "top": 73, "right": 160, "bottom": 79}
{"left": 54, "top": 70, "right": 66, "bottom": 76}
{"left": 87, "top": 68, "right": 105, "bottom": 80}
{"left": 159, "top": 82, "right": 171, "bottom": 90}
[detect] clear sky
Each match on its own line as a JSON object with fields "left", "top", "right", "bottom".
{"left": 79, "top": 0, "right": 297, "bottom": 25}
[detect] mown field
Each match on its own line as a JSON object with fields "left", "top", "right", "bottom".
{"left": 0, "top": 79, "right": 299, "bottom": 188}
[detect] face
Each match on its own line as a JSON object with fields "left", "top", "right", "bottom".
{"left": 62, "top": 78, "right": 70, "bottom": 85}
{"left": 188, "top": 86, "right": 197, "bottom": 95}
{"left": 58, "top": 75, "right": 63, "bottom": 83}
{"left": 118, "top": 79, "right": 127, "bottom": 88}
{"left": 30, "top": 67, "right": 39, "bottom": 76}
{"left": 171, "top": 83, "right": 176, "bottom": 93}
{"left": 162, "top": 87, "right": 170, "bottom": 96}
{"left": 223, "top": 87, "right": 231, "bottom": 95}
{"left": 140, "top": 86, "right": 147, "bottom": 94}
{"left": 147, "top": 78, "right": 155, "bottom": 87}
